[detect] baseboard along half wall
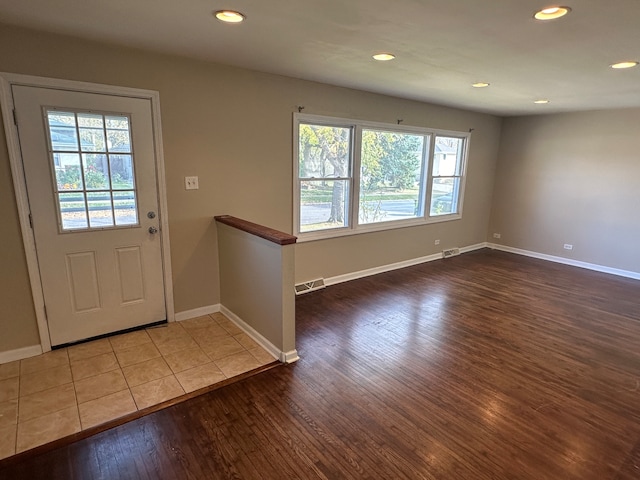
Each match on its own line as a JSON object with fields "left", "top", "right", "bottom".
{"left": 219, "top": 305, "right": 299, "bottom": 364}
{"left": 175, "top": 304, "right": 298, "bottom": 364}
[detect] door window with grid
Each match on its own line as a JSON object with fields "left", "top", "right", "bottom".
{"left": 45, "top": 109, "right": 139, "bottom": 231}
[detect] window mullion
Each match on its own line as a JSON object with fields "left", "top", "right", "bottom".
{"left": 417, "top": 134, "right": 431, "bottom": 219}
{"left": 74, "top": 112, "right": 91, "bottom": 227}
{"left": 351, "top": 125, "right": 362, "bottom": 229}
{"left": 425, "top": 133, "right": 437, "bottom": 218}
{"left": 101, "top": 118, "right": 116, "bottom": 226}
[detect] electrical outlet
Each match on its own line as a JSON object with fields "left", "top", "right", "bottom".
{"left": 493, "top": 233, "right": 501, "bottom": 239}
{"left": 185, "top": 176, "right": 199, "bottom": 190}
{"left": 434, "top": 239, "right": 440, "bottom": 245}
{"left": 563, "top": 244, "right": 573, "bottom": 250}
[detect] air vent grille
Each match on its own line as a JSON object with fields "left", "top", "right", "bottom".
{"left": 295, "top": 278, "right": 326, "bottom": 295}
{"left": 442, "top": 248, "right": 460, "bottom": 258}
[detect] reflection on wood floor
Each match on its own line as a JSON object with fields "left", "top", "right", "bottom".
{"left": 2, "top": 249, "right": 640, "bottom": 479}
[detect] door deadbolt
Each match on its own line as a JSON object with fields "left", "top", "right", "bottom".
{"left": 147, "top": 211, "right": 156, "bottom": 219}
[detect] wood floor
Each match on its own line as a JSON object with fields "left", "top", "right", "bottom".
{"left": 2, "top": 249, "right": 640, "bottom": 479}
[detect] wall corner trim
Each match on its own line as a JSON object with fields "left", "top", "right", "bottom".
{"left": 488, "top": 243, "right": 640, "bottom": 280}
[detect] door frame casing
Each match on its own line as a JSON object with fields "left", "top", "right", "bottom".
{"left": 0, "top": 72, "right": 175, "bottom": 352}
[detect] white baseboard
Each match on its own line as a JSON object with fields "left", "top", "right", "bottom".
{"left": 325, "top": 241, "right": 488, "bottom": 286}
{"left": 488, "top": 243, "right": 640, "bottom": 280}
{"left": 174, "top": 304, "right": 220, "bottom": 322}
{"left": 460, "top": 242, "right": 489, "bottom": 254}
{"left": 0, "top": 344, "right": 42, "bottom": 364}
{"left": 220, "top": 305, "right": 297, "bottom": 364}
{"left": 280, "top": 350, "right": 300, "bottom": 363}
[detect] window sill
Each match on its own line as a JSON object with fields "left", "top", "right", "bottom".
{"left": 296, "top": 213, "right": 462, "bottom": 243}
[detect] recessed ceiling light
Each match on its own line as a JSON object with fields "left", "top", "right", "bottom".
{"left": 472, "top": 82, "right": 490, "bottom": 88}
{"left": 610, "top": 61, "right": 639, "bottom": 69}
{"left": 214, "top": 10, "right": 246, "bottom": 23}
{"left": 534, "top": 6, "right": 571, "bottom": 20}
{"left": 534, "top": 99, "right": 550, "bottom": 104}
{"left": 373, "top": 53, "right": 395, "bottom": 61}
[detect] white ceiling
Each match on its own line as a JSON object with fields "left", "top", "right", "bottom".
{"left": 1, "top": 0, "right": 639, "bottom": 116}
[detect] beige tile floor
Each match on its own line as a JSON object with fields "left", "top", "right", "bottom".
{"left": 0, "top": 313, "right": 277, "bottom": 460}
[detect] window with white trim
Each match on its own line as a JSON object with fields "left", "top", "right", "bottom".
{"left": 294, "top": 114, "right": 469, "bottom": 240}
{"left": 298, "top": 123, "right": 353, "bottom": 233}
{"left": 430, "top": 136, "right": 465, "bottom": 216}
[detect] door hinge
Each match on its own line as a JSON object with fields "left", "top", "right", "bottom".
{"left": 43, "top": 304, "right": 48, "bottom": 321}
{"left": 28, "top": 213, "right": 33, "bottom": 228}
{"left": 12, "top": 109, "right": 17, "bottom": 126}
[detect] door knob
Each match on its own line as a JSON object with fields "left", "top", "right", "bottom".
{"left": 148, "top": 226, "right": 158, "bottom": 234}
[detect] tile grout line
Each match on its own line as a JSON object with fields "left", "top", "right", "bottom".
{"left": 109, "top": 331, "right": 144, "bottom": 413}
{"left": 66, "top": 349, "right": 83, "bottom": 435}
{"left": 147, "top": 323, "right": 184, "bottom": 399}
{"left": 14, "top": 360, "right": 21, "bottom": 457}
{"left": 13, "top": 360, "right": 24, "bottom": 455}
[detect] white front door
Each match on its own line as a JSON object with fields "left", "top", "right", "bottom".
{"left": 12, "top": 85, "right": 167, "bottom": 346}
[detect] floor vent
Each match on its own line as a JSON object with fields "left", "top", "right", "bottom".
{"left": 442, "top": 248, "right": 461, "bottom": 259}
{"left": 295, "top": 278, "right": 326, "bottom": 295}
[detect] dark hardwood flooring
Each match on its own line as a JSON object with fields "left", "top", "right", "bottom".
{"left": 2, "top": 249, "right": 640, "bottom": 479}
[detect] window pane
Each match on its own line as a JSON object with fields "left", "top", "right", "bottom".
{"left": 83, "top": 154, "right": 110, "bottom": 190}
{"left": 433, "top": 137, "right": 463, "bottom": 176}
{"left": 113, "top": 191, "right": 138, "bottom": 226}
{"left": 105, "top": 115, "right": 129, "bottom": 130}
{"left": 47, "top": 112, "right": 78, "bottom": 151}
{"left": 299, "top": 124, "right": 351, "bottom": 178}
{"left": 106, "top": 116, "right": 131, "bottom": 153}
{"left": 300, "top": 180, "right": 349, "bottom": 232}
{"left": 430, "top": 178, "right": 460, "bottom": 216}
{"left": 59, "top": 192, "right": 88, "bottom": 230}
{"left": 109, "top": 155, "right": 135, "bottom": 189}
{"left": 359, "top": 129, "right": 425, "bottom": 224}
{"left": 54, "top": 153, "right": 83, "bottom": 191}
{"left": 87, "top": 191, "right": 114, "bottom": 227}
{"left": 78, "top": 113, "right": 106, "bottom": 152}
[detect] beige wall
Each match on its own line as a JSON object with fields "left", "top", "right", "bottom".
{"left": 489, "top": 109, "right": 640, "bottom": 273}
{"left": 0, "top": 24, "right": 502, "bottom": 353}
